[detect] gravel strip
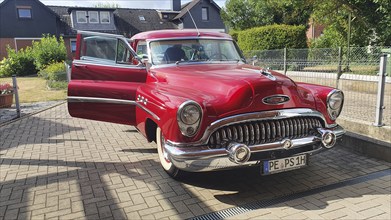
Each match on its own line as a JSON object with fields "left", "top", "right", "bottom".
{"left": 0, "top": 101, "right": 65, "bottom": 125}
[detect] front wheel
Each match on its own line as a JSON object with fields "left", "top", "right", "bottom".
{"left": 156, "top": 127, "right": 183, "bottom": 179}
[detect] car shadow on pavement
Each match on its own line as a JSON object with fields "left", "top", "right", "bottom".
{"left": 0, "top": 156, "right": 218, "bottom": 219}
{"left": 179, "top": 148, "right": 391, "bottom": 210}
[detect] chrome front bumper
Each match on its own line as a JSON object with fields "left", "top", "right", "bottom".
{"left": 163, "top": 125, "right": 345, "bottom": 172}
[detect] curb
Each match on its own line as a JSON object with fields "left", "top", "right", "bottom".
{"left": 339, "top": 131, "right": 391, "bottom": 162}
{"left": 0, "top": 101, "right": 66, "bottom": 128}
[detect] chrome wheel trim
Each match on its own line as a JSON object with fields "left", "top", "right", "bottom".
{"left": 156, "top": 127, "right": 173, "bottom": 171}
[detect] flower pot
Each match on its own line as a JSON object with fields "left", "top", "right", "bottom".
{"left": 0, "top": 93, "right": 13, "bottom": 108}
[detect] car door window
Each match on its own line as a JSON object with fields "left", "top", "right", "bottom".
{"left": 81, "top": 36, "right": 116, "bottom": 62}
{"left": 117, "top": 40, "right": 130, "bottom": 64}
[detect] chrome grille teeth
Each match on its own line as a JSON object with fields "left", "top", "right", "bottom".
{"left": 208, "top": 117, "right": 324, "bottom": 149}
{"left": 254, "top": 123, "right": 260, "bottom": 143}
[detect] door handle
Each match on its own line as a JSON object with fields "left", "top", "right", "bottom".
{"left": 74, "top": 64, "right": 87, "bottom": 68}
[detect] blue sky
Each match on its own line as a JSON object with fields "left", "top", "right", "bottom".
{"left": 0, "top": 0, "right": 227, "bottom": 9}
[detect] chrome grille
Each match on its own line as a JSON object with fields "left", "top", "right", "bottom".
{"left": 208, "top": 116, "right": 323, "bottom": 149}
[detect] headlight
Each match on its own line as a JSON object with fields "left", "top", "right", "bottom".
{"left": 177, "top": 101, "right": 202, "bottom": 137}
{"left": 180, "top": 104, "right": 201, "bottom": 125}
{"left": 327, "top": 90, "right": 344, "bottom": 120}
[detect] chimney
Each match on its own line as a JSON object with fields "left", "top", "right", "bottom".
{"left": 172, "top": 0, "right": 181, "bottom": 11}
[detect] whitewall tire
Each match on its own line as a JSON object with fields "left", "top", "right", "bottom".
{"left": 156, "top": 127, "right": 182, "bottom": 178}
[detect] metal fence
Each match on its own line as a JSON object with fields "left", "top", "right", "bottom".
{"left": 245, "top": 47, "right": 391, "bottom": 126}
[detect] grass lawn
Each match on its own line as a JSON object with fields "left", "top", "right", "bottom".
{"left": 0, "top": 76, "right": 67, "bottom": 103}
{"left": 302, "top": 65, "right": 379, "bottom": 75}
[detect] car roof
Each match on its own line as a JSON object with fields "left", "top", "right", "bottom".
{"left": 131, "top": 29, "right": 232, "bottom": 41}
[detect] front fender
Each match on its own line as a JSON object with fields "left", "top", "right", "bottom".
{"left": 135, "top": 84, "right": 210, "bottom": 143}
{"left": 296, "top": 82, "right": 337, "bottom": 125}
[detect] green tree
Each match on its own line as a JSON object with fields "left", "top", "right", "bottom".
{"left": 311, "top": 0, "right": 391, "bottom": 46}
{"left": 32, "top": 34, "right": 67, "bottom": 70}
{"left": 221, "top": 0, "right": 313, "bottom": 30}
{"left": 94, "top": 2, "right": 120, "bottom": 8}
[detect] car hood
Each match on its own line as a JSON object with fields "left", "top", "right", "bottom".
{"left": 150, "top": 63, "right": 315, "bottom": 117}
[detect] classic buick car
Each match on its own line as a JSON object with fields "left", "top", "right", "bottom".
{"left": 68, "top": 30, "right": 345, "bottom": 178}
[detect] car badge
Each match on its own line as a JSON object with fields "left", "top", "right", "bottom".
{"left": 262, "top": 95, "right": 290, "bottom": 105}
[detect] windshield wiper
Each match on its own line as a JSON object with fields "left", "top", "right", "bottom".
{"left": 175, "top": 60, "right": 204, "bottom": 65}
{"left": 207, "top": 59, "right": 241, "bottom": 63}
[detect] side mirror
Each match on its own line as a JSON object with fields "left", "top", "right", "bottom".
{"left": 140, "top": 55, "right": 151, "bottom": 71}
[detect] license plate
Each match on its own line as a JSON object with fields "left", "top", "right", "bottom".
{"left": 263, "top": 154, "right": 307, "bottom": 175}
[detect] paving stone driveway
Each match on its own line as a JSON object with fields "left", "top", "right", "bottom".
{"left": 0, "top": 103, "right": 390, "bottom": 220}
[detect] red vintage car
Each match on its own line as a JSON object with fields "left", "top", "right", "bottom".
{"left": 68, "top": 30, "right": 345, "bottom": 178}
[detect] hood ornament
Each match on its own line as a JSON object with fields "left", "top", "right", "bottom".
{"left": 260, "top": 68, "right": 276, "bottom": 81}
{"left": 262, "top": 95, "right": 290, "bottom": 105}
{"left": 241, "top": 67, "right": 277, "bottom": 81}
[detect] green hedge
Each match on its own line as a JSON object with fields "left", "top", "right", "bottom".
{"left": 236, "top": 24, "right": 307, "bottom": 51}
{"left": 229, "top": 30, "right": 239, "bottom": 42}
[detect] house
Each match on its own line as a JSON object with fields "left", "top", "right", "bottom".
{"left": 168, "top": 0, "right": 226, "bottom": 33}
{"left": 0, "top": 0, "right": 62, "bottom": 59}
{"left": 0, "top": 0, "right": 225, "bottom": 60}
{"left": 306, "top": 19, "right": 325, "bottom": 40}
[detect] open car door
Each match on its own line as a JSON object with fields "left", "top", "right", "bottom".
{"left": 68, "top": 31, "right": 147, "bottom": 125}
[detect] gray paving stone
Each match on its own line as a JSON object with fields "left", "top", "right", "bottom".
{"left": 0, "top": 103, "right": 390, "bottom": 220}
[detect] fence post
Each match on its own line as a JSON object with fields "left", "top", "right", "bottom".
{"left": 283, "top": 47, "right": 287, "bottom": 75}
{"left": 12, "top": 75, "right": 21, "bottom": 118}
{"left": 374, "top": 54, "right": 387, "bottom": 127}
{"left": 336, "top": 47, "right": 342, "bottom": 88}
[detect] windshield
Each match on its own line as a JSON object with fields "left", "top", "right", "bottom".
{"left": 149, "top": 39, "right": 244, "bottom": 65}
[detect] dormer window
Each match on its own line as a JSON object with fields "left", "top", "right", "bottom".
{"left": 76, "top": 11, "right": 87, "bottom": 23}
{"left": 201, "top": 7, "right": 209, "bottom": 21}
{"left": 17, "top": 6, "right": 32, "bottom": 19}
{"left": 88, "top": 11, "right": 99, "bottom": 23}
{"left": 139, "top": 15, "right": 145, "bottom": 21}
{"left": 100, "top": 11, "right": 110, "bottom": 24}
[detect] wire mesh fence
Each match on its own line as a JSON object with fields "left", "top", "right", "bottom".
{"left": 245, "top": 46, "right": 391, "bottom": 126}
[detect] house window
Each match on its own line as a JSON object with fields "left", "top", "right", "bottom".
{"left": 70, "top": 39, "right": 77, "bottom": 52}
{"left": 76, "top": 11, "right": 87, "bottom": 23}
{"left": 201, "top": 7, "right": 209, "bottom": 21}
{"left": 100, "top": 11, "right": 110, "bottom": 24}
{"left": 139, "top": 15, "right": 145, "bottom": 21}
{"left": 88, "top": 11, "right": 99, "bottom": 23}
{"left": 17, "top": 7, "right": 32, "bottom": 19}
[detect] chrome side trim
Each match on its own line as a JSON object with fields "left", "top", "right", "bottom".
{"left": 67, "top": 96, "right": 160, "bottom": 121}
{"left": 73, "top": 59, "right": 146, "bottom": 70}
{"left": 78, "top": 30, "right": 126, "bottom": 39}
{"left": 167, "top": 108, "right": 335, "bottom": 147}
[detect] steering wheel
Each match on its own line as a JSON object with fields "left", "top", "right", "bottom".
{"left": 209, "top": 53, "right": 228, "bottom": 60}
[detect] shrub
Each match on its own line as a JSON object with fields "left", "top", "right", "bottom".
{"left": 39, "top": 62, "right": 67, "bottom": 80}
{"left": 39, "top": 62, "right": 68, "bottom": 90}
{"left": 309, "top": 25, "right": 347, "bottom": 48}
{"left": 0, "top": 46, "right": 38, "bottom": 77}
{"left": 237, "top": 24, "right": 307, "bottom": 51}
{"left": 229, "top": 30, "right": 240, "bottom": 42}
{"left": 32, "top": 34, "right": 67, "bottom": 70}
{"left": 47, "top": 80, "right": 68, "bottom": 90}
